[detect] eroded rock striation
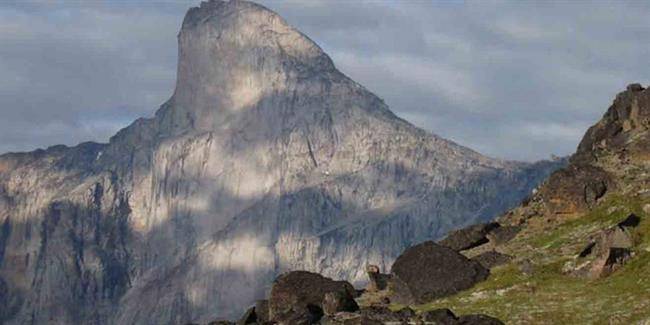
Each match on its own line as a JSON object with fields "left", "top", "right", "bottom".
{"left": 0, "top": 1, "right": 562, "bottom": 323}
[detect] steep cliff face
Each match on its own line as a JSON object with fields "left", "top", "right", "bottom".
{"left": 0, "top": 1, "right": 562, "bottom": 323}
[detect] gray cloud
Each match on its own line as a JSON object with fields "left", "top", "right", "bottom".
{"left": 0, "top": 0, "right": 649, "bottom": 161}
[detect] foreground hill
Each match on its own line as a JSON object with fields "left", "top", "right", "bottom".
{"left": 0, "top": 1, "right": 560, "bottom": 323}
{"left": 413, "top": 84, "right": 650, "bottom": 324}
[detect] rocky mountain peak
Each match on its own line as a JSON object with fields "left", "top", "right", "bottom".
{"left": 161, "top": 0, "right": 337, "bottom": 133}
{"left": 577, "top": 83, "right": 650, "bottom": 157}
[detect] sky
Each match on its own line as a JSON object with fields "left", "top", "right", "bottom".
{"left": 1, "top": 0, "right": 649, "bottom": 161}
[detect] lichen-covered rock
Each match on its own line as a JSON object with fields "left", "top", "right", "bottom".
{"left": 388, "top": 241, "right": 489, "bottom": 304}
{"left": 579, "top": 225, "right": 634, "bottom": 278}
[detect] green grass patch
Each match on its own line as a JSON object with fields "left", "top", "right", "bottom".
{"left": 410, "top": 195, "right": 650, "bottom": 324}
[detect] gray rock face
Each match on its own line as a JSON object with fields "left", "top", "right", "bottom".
{"left": 0, "top": 1, "right": 562, "bottom": 323}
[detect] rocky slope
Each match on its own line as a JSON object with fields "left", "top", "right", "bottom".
{"left": 409, "top": 84, "right": 650, "bottom": 323}
{"left": 0, "top": 1, "right": 561, "bottom": 323}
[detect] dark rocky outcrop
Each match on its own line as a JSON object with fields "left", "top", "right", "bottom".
{"left": 268, "top": 271, "right": 357, "bottom": 323}
{"left": 538, "top": 164, "right": 612, "bottom": 215}
{"left": 388, "top": 241, "right": 489, "bottom": 305}
{"left": 439, "top": 223, "right": 500, "bottom": 251}
{"left": 471, "top": 251, "right": 513, "bottom": 269}
{"left": 617, "top": 213, "right": 641, "bottom": 228}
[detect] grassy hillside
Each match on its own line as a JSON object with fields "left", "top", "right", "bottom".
{"left": 414, "top": 195, "right": 650, "bottom": 324}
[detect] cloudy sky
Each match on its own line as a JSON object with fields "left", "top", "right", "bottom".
{"left": 1, "top": 0, "right": 649, "bottom": 161}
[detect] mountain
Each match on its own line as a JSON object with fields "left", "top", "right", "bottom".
{"left": 412, "top": 84, "right": 650, "bottom": 323}
{"left": 0, "top": 1, "right": 562, "bottom": 323}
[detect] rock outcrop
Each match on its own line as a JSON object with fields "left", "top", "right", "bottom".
{"left": 268, "top": 271, "right": 357, "bottom": 323}
{"left": 0, "top": 1, "right": 562, "bottom": 323}
{"left": 388, "top": 241, "right": 489, "bottom": 304}
{"left": 439, "top": 222, "right": 500, "bottom": 251}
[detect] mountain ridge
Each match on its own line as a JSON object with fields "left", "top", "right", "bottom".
{"left": 0, "top": 1, "right": 562, "bottom": 323}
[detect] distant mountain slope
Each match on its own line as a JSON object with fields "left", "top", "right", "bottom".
{"left": 418, "top": 84, "right": 650, "bottom": 323}
{"left": 0, "top": 1, "right": 561, "bottom": 323}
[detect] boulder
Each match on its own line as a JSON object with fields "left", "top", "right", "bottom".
{"left": 591, "top": 247, "right": 632, "bottom": 278}
{"left": 471, "top": 251, "right": 512, "bottom": 269}
{"left": 439, "top": 223, "right": 500, "bottom": 251}
{"left": 419, "top": 308, "right": 458, "bottom": 324}
{"left": 538, "top": 164, "right": 612, "bottom": 215}
{"left": 268, "top": 271, "right": 358, "bottom": 323}
{"left": 576, "top": 225, "right": 634, "bottom": 278}
{"left": 366, "top": 265, "right": 390, "bottom": 292}
{"left": 322, "top": 291, "right": 359, "bottom": 316}
{"left": 617, "top": 213, "right": 641, "bottom": 228}
{"left": 457, "top": 314, "right": 504, "bottom": 325}
{"left": 388, "top": 241, "right": 489, "bottom": 305}
{"left": 486, "top": 226, "right": 521, "bottom": 245}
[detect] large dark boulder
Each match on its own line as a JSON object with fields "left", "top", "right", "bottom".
{"left": 268, "top": 271, "right": 358, "bottom": 323}
{"left": 439, "top": 223, "right": 500, "bottom": 251}
{"left": 388, "top": 241, "right": 489, "bottom": 305}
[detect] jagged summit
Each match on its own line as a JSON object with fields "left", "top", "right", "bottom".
{"left": 159, "top": 0, "right": 343, "bottom": 134}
